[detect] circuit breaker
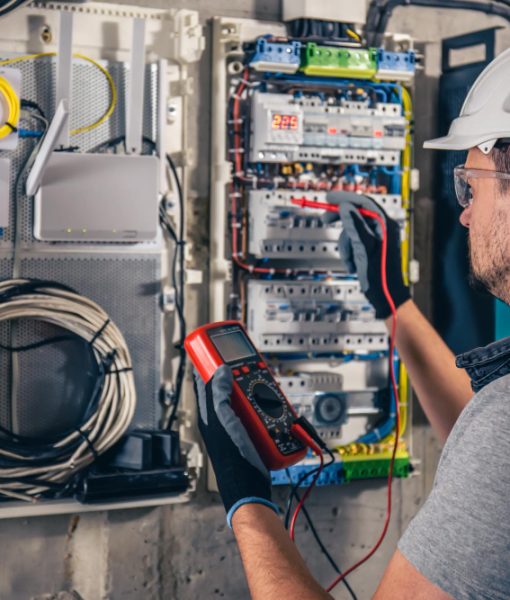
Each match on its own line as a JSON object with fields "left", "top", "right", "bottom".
{"left": 211, "top": 18, "right": 415, "bottom": 487}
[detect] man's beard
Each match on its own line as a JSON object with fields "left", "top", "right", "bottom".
{"left": 467, "top": 236, "right": 510, "bottom": 300}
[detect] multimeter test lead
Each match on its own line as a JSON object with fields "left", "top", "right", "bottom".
{"left": 291, "top": 196, "right": 401, "bottom": 592}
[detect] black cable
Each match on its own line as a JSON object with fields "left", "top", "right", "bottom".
{"left": 368, "top": 0, "right": 510, "bottom": 45}
{"left": 284, "top": 460, "right": 358, "bottom": 600}
{"left": 20, "top": 99, "right": 46, "bottom": 120}
{"left": 87, "top": 135, "right": 157, "bottom": 155}
{"left": 0, "top": 0, "right": 29, "bottom": 18}
{"left": 284, "top": 450, "right": 335, "bottom": 529}
{"left": 292, "top": 493, "right": 358, "bottom": 600}
{"left": 161, "top": 154, "right": 187, "bottom": 429}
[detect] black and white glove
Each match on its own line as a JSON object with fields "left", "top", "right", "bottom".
{"left": 193, "top": 365, "right": 279, "bottom": 527}
{"left": 325, "top": 192, "right": 410, "bottom": 319}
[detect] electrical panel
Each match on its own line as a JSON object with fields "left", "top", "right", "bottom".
{"left": 211, "top": 17, "right": 415, "bottom": 486}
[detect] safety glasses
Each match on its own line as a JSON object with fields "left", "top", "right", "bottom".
{"left": 453, "top": 165, "right": 510, "bottom": 208}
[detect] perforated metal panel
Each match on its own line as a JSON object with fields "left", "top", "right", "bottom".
{"left": 0, "top": 58, "right": 159, "bottom": 245}
{"left": 0, "top": 255, "right": 162, "bottom": 435}
{"left": 0, "top": 57, "right": 164, "bottom": 438}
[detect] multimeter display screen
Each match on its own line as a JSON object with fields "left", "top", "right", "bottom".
{"left": 210, "top": 330, "right": 257, "bottom": 363}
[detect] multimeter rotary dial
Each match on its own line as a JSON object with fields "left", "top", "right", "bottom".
{"left": 249, "top": 380, "right": 286, "bottom": 420}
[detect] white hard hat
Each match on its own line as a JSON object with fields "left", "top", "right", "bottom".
{"left": 424, "top": 48, "right": 510, "bottom": 154}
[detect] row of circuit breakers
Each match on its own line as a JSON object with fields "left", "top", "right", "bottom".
{"left": 221, "top": 32, "right": 415, "bottom": 484}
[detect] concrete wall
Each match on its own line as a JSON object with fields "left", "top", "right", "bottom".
{"left": 1, "top": 2, "right": 508, "bottom": 599}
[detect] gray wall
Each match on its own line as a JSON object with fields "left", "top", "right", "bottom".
{"left": 1, "top": 2, "right": 508, "bottom": 599}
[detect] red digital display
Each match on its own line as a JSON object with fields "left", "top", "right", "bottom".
{"left": 271, "top": 113, "right": 299, "bottom": 130}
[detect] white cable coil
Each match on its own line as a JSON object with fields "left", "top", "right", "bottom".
{"left": 0, "top": 279, "right": 136, "bottom": 502}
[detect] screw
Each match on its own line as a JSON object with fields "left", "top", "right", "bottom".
{"left": 41, "top": 25, "right": 52, "bottom": 44}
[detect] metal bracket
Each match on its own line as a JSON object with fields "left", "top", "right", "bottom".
{"left": 56, "top": 10, "right": 73, "bottom": 147}
{"left": 126, "top": 18, "right": 146, "bottom": 155}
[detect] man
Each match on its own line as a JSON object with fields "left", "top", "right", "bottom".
{"left": 194, "top": 49, "right": 510, "bottom": 599}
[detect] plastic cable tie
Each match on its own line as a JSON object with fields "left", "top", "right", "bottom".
{"left": 89, "top": 318, "right": 111, "bottom": 346}
{"left": 5, "top": 122, "right": 18, "bottom": 133}
{"left": 76, "top": 428, "right": 99, "bottom": 461}
{"left": 107, "top": 366, "right": 133, "bottom": 375}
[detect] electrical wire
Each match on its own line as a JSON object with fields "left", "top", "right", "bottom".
{"left": 287, "top": 426, "right": 326, "bottom": 541}
{"left": 367, "top": 0, "right": 510, "bottom": 45}
{"left": 160, "top": 154, "right": 186, "bottom": 429}
{"left": 0, "top": 52, "right": 117, "bottom": 136}
{"left": 326, "top": 209, "right": 399, "bottom": 592}
{"left": 0, "top": 279, "right": 136, "bottom": 501}
{"left": 287, "top": 477, "right": 358, "bottom": 600}
{"left": 0, "top": 0, "right": 29, "bottom": 18}
{"left": 0, "top": 74, "right": 20, "bottom": 139}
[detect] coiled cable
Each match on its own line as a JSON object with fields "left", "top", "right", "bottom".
{"left": 0, "top": 73, "right": 20, "bottom": 140}
{"left": 0, "top": 279, "right": 136, "bottom": 502}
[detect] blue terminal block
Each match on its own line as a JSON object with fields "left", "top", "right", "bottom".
{"left": 376, "top": 49, "right": 416, "bottom": 83}
{"left": 249, "top": 38, "right": 301, "bottom": 74}
{"left": 271, "top": 459, "right": 345, "bottom": 487}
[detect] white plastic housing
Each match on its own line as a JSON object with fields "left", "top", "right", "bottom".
{"left": 282, "top": 0, "right": 368, "bottom": 25}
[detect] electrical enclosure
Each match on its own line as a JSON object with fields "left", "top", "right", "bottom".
{"left": 210, "top": 16, "right": 416, "bottom": 487}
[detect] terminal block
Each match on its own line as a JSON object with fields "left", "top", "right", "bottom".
{"left": 341, "top": 448, "right": 410, "bottom": 481}
{"left": 249, "top": 38, "right": 301, "bottom": 73}
{"left": 247, "top": 278, "right": 387, "bottom": 353}
{"left": 301, "top": 43, "right": 377, "bottom": 79}
{"left": 376, "top": 50, "right": 416, "bottom": 83}
{"left": 250, "top": 91, "right": 406, "bottom": 164}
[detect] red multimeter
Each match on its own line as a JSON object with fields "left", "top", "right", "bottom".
{"left": 185, "top": 321, "right": 307, "bottom": 470}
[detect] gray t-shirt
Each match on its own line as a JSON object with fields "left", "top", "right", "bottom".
{"left": 398, "top": 374, "right": 510, "bottom": 600}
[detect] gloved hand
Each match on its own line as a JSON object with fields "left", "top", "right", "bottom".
{"left": 325, "top": 191, "right": 410, "bottom": 319}
{"left": 193, "top": 365, "right": 279, "bottom": 527}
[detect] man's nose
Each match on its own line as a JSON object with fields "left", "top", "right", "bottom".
{"left": 459, "top": 205, "right": 471, "bottom": 228}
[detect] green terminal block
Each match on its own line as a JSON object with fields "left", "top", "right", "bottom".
{"left": 301, "top": 43, "right": 377, "bottom": 79}
{"left": 342, "top": 453, "right": 410, "bottom": 482}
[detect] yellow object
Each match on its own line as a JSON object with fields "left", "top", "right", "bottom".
{"left": 397, "top": 86, "right": 413, "bottom": 438}
{"left": 346, "top": 28, "right": 362, "bottom": 43}
{"left": 0, "top": 74, "right": 20, "bottom": 140}
{"left": 0, "top": 52, "right": 117, "bottom": 136}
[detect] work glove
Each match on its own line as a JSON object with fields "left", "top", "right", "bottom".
{"left": 325, "top": 191, "right": 410, "bottom": 319}
{"left": 193, "top": 365, "right": 279, "bottom": 527}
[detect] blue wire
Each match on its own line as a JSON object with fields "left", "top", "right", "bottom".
{"left": 18, "top": 129, "right": 44, "bottom": 138}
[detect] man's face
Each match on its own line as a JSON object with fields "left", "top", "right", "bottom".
{"left": 460, "top": 148, "right": 510, "bottom": 302}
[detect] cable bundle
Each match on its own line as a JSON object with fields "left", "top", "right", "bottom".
{"left": 0, "top": 279, "right": 136, "bottom": 502}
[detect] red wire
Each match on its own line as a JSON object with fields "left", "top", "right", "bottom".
{"left": 281, "top": 206, "right": 400, "bottom": 588}
{"left": 326, "top": 209, "right": 400, "bottom": 592}
{"left": 288, "top": 425, "right": 325, "bottom": 542}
